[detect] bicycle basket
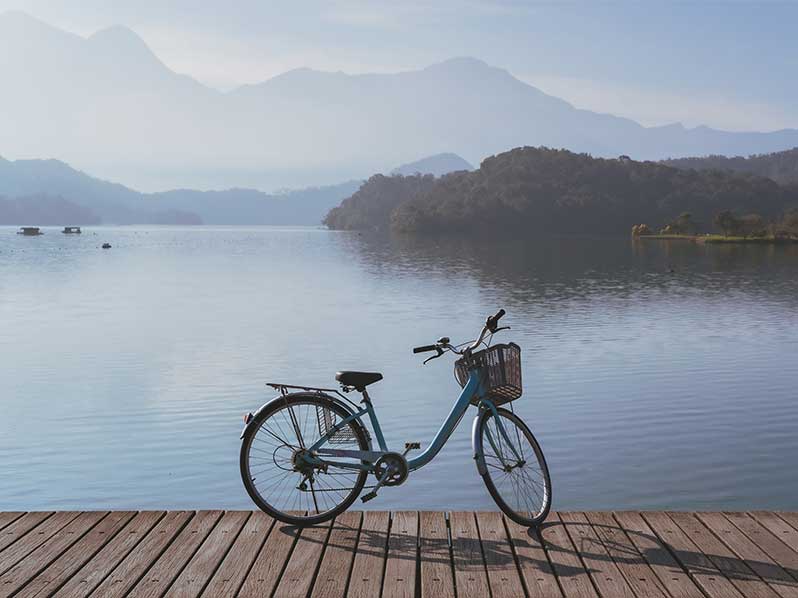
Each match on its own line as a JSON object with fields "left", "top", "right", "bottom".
{"left": 454, "top": 343, "right": 522, "bottom": 406}
{"left": 316, "top": 405, "right": 358, "bottom": 444}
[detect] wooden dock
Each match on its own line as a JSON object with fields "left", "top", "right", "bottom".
{"left": 1, "top": 511, "right": 798, "bottom": 597}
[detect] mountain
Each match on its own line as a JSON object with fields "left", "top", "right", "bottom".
{"left": 662, "top": 148, "right": 798, "bottom": 185}
{"left": 0, "top": 155, "right": 359, "bottom": 224}
{"left": 3, "top": 12, "right": 798, "bottom": 191}
{"left": 324, "top": 147, "right": 798, "bottom": 235}
{"left": 390, "top": 153, "right": 472, "bottom": 177}
{"left": 0, "top": 194, "right": 101, "bottom": 225}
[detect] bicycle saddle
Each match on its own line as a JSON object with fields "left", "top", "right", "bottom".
{"left": 335, "top": 371, "right": 383, "bottom": 390}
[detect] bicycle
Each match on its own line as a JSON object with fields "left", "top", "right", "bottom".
{"left": 239, "top": 309, "right": 552, "bottom": 527}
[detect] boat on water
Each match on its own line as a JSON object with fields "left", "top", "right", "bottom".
{"left": 17, "top": 227, "right": 43, "bottom": 236}
{"left": 62, "top": 226, "right": 82, "bottom": 234}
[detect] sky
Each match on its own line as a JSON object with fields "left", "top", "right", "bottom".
{"left": 1, "top": 0, "right": 797, "bottom": 131}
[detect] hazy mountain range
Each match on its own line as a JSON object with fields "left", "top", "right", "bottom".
{"left": 3, "top": 10, "right": 798, "bottom": 193}
{"left": 0, "top": 152, "right": 470, "bottom": 225}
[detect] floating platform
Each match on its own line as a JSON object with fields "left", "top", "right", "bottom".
{"left": 1, "top": 510, "right": 797, "bottom": 596}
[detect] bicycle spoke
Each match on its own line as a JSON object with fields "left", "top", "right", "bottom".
{"left": 480, "top": 410, "right": 550, "bottom": 523}
{"left": 244, "top": 398, "right": 366, "bottom": 523}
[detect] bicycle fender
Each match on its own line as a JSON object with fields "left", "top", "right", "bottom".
{"left": 472, "top": 412, "right": 488, "bottom": 475}
{"left": 240, "top": 391, "right": 371, "bottom": 449}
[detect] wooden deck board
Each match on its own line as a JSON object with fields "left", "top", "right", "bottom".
{"left": 167, "top": 510, "right": 250, "bottom": 598}
{"left": 475, "top": 511, "right": 525, "bottom": 598}
{"left": 584, "top": 511, "right": 669, "bottom": 598}
{"left": 382, "top": 511, "right": 418, "bottom": 598}
{"left": 274, "top": 519, "right": 332, "bottom": 598}
{"left": 127, "top": 510, "right": 223, "bottom": 598}
{"left": 559, "top": 511, "right": 637, "bottom": 598}
{"left": 612, "top": 511, "right": 705, "bottom": 598}
{"left": 3, "top": 510, "right": 798, "bottom": 597}
{"left": 53, "top": 511, "right": 166, "bottom": 598}
{"left": 90, "top": 510, "right": 193, "bottom": 598}
{"left": 643, "top": 511, "right": 747, "bottom": 598}
{"left": 201, "top": 512, "right": 274, "bottom": 597}
{"left": 449, "top": 511, "right": 490, "bottom": 598}
{"left": 504, "top": 516, "right": 564, "bottom": 598}
{"left": 418, "top": 511, "right": 455, "bottom": 598}
{"left": 237, "top": 514, "right": 303, "bottom": 597}
{"left": 539, "top": 513, "right": 599, "bottom": 598}
{"left": 311, "top": 511, "right": 362, "bottom": 598}
{"left": 15, "top": 511, "right": 135, "bottom": 598}
{"left": 696, "top": 512, "right": 798, "bottom": 598}
{"left": 346, "top": 510, "right": 389, "bottom": 598}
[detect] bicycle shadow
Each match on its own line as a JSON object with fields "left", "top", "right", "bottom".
{"left": 270, "top": 510, "right": 798, "bottom": 588}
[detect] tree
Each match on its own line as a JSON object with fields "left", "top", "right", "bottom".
{"left": 714, "top": 210, "right": 738, "bottom": 236}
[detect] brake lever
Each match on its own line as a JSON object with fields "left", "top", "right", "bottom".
{"left": 494, "top": 326, "right": 511, "bottom": 333}
{"left": 423, "top": 347, "right": 444, "bottom": 365}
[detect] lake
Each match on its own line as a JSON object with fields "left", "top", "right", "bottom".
{"left": 1, "top": 226, "right": 797, "bottom": 512}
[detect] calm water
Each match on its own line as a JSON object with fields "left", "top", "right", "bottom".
{"left": 1, "top": 226, "right": 797, "bottom": 511}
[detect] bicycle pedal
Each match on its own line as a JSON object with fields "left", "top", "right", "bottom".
{"left": 361, "top": 491, "right": 378, "bottom": 503}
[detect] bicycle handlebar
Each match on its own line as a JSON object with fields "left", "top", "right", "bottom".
{"left": 413, "top": 344, "right": 438, "bottom": 354}
{"left": 412, "top": 309, "right": 508, "bottom": 358}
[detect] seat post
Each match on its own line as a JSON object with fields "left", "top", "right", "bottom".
{"left": 360, "top": 388, "right": 372, "bottom": 403}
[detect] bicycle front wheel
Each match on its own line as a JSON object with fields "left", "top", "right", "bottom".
{"left": 475, "top": 407, "right": 552, "bottom": 527}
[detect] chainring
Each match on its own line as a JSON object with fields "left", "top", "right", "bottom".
{"left": 373, "top": 452, "right": 409, "bottom": 486}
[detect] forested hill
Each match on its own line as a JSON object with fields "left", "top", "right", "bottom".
{"left": 324, "top": 147, "right": 798, "bottom": 234}
{"left": 663, "top": 148, "right": 798, "bottom": 185}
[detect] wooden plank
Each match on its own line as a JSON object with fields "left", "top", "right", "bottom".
{"left": 0, "top": 514, "right": 23, "bottom": 534}
{"left": 449, "top": 511, "right": 489, "bottom": 598}
{"left": 612, "top": 511, "right": 705, "bottom": 598}
{"left": 90, "top": 511, "right": 193, "bottom": 598}
{"left": 777, "top": 514, "right": 798, "bottom": 534}
{"left": 15, "top": 511, "right": 135, "bottom": 598}
{"left": 382, "top": 511, "right": 418, "bottom": 598}
{"left": 642, "top": 512, "right": 746, "bottom": 598}
{"left": 474, "top": 511, "right": 525, "bottom": 598}
{"left": 750, "top": 512, "right": 798, "bottom": 571}
{"left": 53, "top": 511, "right": 166, "bottom": 598}
{"left": 346, "top": 510, "right": 389, "bottom": 598}
{"left": 238, "top": 517, "right": 303, "bottom": 597}
{"left": 504, "top": 515, "right": 563, "bottom": 598}
{"left": 418, "top": 511, "right": 454, "bottom": 598}
{"left": 167, "top": 511, "right": 250, "bottom": 598}
{"left": 0, "top": 512, "right": 81, "bottom": 579}
{"left": 0, "top": 512, "right": 54, "bottom": 555}
{"left": 584, "top": 511, "right": 669, "bottom": 598}
{"left": 0, "top": 511, "right": 106, "bottom": 598}
{"left": 668, "top": 511, "right": 782, "bottom": 598}
{"left": 539, "top": 512, "right": 598, "bottom": 598}
{"left": 126, "top": 510, "right": 223, "bottom": 598}
{"left": 696, "top": 512, "right": 798, "bottom": 597}
{"left": 559, "top": 511, "right": 637, "bottom": 598}
{"left": 274, "top": 518, "right": 332, "bottom": 598}
{"left": 201, "top": 512, "right": 274, "bottom": 597}
{"left": 311, "top": 512, "right": 362, "bottom": 598}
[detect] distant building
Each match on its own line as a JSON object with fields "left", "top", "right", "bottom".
{"left": 618, "top": 155, "right": 632, "bottom": 162}
{"left": 62, "top": 226, "right": 82, "bottom": 234}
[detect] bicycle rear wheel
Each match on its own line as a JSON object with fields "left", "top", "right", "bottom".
{"left": 475, "top": 407, "right": 552, "bottom": 527}
{"left": 240, "top": 394, "right": 369, "bottom": 526}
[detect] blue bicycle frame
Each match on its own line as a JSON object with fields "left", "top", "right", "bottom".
{"left": 304, "top": 367, "right": 521, "bottom": 473}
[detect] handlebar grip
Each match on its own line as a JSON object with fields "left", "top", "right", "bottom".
{"left": 487, "top": 308, "right": 506, "bottom": 330}
{"left": 413, "top": 344, "right": 438, "bottom": 354}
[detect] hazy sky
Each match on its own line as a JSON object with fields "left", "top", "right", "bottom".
{"left": 1, "top": 0, "right": 797, "bottom": 131}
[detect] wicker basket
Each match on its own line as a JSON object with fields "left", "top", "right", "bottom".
{"left": 454, "top": 343, "right": 522, "bottom": 406}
